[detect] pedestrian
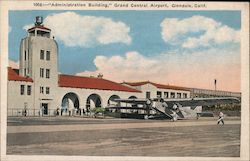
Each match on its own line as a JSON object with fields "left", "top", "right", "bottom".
{"left": 217, "top": 111, "right": 225, "bottom": 125}
{"left": 24, "top": 108, "right": 27, "bottom": 117}
{"left": 56, "top": 108, "right": 59, "bottom": 116}
{"left": 172, "top": 111, "right": 177, "bottom": 122}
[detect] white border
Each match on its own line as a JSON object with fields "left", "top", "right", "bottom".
{"left": 0, "top": 1, "right": 249, "bottom": 161}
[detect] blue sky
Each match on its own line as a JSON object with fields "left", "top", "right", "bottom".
{"left": 8, "top": 10, "right": 241, "bottom": 91}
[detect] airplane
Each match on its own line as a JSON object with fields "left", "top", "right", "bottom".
{"left": 105, "top": 97, "right": 240, "bottom": 121}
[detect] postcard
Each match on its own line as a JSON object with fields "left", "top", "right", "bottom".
{"left": 0, "top": 1, "right": 249, "bottom": 161}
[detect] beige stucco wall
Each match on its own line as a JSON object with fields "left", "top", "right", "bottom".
{"left": 7, "top": 81, "right": 34, "bottom": 116}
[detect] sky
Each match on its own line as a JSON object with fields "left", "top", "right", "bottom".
{"left": 8, "top": 10, "right": 241, "bottom": 92}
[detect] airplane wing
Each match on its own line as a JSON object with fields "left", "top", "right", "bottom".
{"left": 161, "top": 97, "right": 240, "bottom": 107}
{"left": 113, "top": 98, "right": 148, "bottom": 104}
{"left": 106, "top": 106, "right": 147, "bottom": 110}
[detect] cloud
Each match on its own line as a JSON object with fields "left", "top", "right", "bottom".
{"left": 161, "top": 15, "right": 240, "bottom": 48}
{"left": 34, "top": 12, "right": 131, "bottom": 47}
{"left": 23, "top": 24, "right": 33, "bottom": 31}
{"left": 76, "top": 47, "right": 240, "bottom": 92}
{"left": 9, "top": 26, "right": 12, "bottom": 33}
{"left": 9, "top": 60, "right": 19, "bottom": 69}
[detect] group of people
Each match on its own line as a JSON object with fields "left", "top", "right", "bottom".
{"left": 55, "top": 107, "right": 92, "bottom": 117}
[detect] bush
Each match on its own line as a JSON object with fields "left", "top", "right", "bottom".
{"left": 91, "top": 107, "right": 105, "bottom": 114}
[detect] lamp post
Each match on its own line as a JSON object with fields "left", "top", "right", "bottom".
{"left": 214, "top": 79, "right": 217, "bottom": 91}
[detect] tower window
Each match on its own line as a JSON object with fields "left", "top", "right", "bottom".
{"left": 40, "top": 68, "right": 44, "bottom": 78}
{"left": 40, "top": 50, "right": 44, "bottom": 60}
{"left": 46, "top": 87, "right": 50, "bottom": 94}
{"left": 46, "top": 51, "right": 50, "bottom": 60}
{"left": 40, "top": 86, "right": 44, "bottom": 94}
{"left": 20, "top": 85, "right": 25, "bottom": 95}
{"left": 27, "top": 85, "right": 32, "bottom": 95}
{"left": 24, "top": 50, "right": 27, "bottom": 60}
{"left": 46, "top": 69, "right": 50, "bottom": 78}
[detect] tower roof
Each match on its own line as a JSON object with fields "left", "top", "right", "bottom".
{"left": 27, "top": 26, "right": 51, "bottom": 32}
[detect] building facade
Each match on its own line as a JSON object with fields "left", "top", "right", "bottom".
{"left": 7, "top": 17, "right": 192, "bottom": 117}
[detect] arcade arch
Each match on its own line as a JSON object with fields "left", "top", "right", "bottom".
{"left": 61, "top": 92, "right": 80, "bottom": 112}
{"left": 107, "top": 95, "right": 120, "bottom": 106}
{"left": 86, "top": 94, "right": 102, "bottom": 111}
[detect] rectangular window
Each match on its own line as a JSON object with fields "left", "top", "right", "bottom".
{"left": 46, "top": 87, "right": 50, "bottom": 94}
{"left": 171, "top": 92, "right": 175, "bottom": 98}
{"left": 146, "top": 91, "right": 151, "bottom": 99}
{"left": 40, "top": 50, "right": 44, "bottom": 60}
{"left": 20, "top": 85, "right": 25, "bottom": 95}
{"left": 164, "top": 92, "right": 169, "bottom": 98}
{"left": 183, "top": 93, "right": 187, "bottom": 98}
{"left": 177, "top": 93, "right": 181, "bottom": 98}
{"left": 24, "top": 50, "right": 27, "bottom": 60}
{"left": 46, "top": 51, "right": 50, "bottom": 60}
{"left": 46, "top": 69, "right": 50, "bottom": 78}
{"left": 40, "top": 86, "right": 44, "bottom": 94}
{"left": 27, "top": 85, "right": 32, "bottom": 95}
{"left": 40, "top": 68, "right": 44, "bottom": 78}
{"left": 157, "top": 91, "right": 162, "bottom": 98}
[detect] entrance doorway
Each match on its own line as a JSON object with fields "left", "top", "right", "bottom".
{"left": 42, "top": 103, "right": 48, "bottom": 115}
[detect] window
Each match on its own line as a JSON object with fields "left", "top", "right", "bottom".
{"left": 183, "top": 93, "right": 187, "bottom": 98}
{"left": 46, "top": 87, "right": 50, "bottom": 94}
{"left": 170, "top": 92, "right": 175, "bottom": 98}
{"left": 27, "top": 85, "right": 32, "bottom": 95}
{"left": 40, "top": 86, "right": 44, "bottom": 94}
{"left": 40, "top": 50, "right": 44, "bottom": 60}
{"left": 24, "top": 50, "right": 27, "bottom": 60}
{"left": 46, "top": 51, "right": 50, "bottom": 60}
{"left": 40, "top": 68, "right": 44, "bottom": 78}
{"left": 46, "top": 69, "right": 50, "bottom": 78}
{"left": 177, "top": 93, "right": 181, "bottom": 98}
{"left": 157, "top": 91, "right": 162, "bottom": 98}
{"left": 146, "top": 91, "right": 151, "bottom": 99}
{"left": 164, "top": 92, "right": 169, "bottom": 98}
{"left": 20, "top": 85, "right": 25, "bottom": 95}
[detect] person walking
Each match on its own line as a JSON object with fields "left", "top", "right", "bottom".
{"left": 217, "top": 111, "right": 225, "bottom": 125}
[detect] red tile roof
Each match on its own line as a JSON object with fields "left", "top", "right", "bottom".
{"left": 28, "top": 26, "right": 51, "bottom": 32}
{"left": 8, "top": 67, "right": 33, "bottom": 82}
{"left": 59, "top": 74, "right": 141, "bottom": 93}
{"left": 123, "top": 81, "right": 190, "bottom": 91}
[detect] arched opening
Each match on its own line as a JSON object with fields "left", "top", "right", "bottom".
{"left": 107, "top": 95, "right": 120, "bottom": 106}
{"left": 128, "top": 96, "right": 137, "bottom": 99}
{"left": 86, "top": 94, "right": 102, "bottom": 111}
{"left": 61, "top": 92, "right": 80, "bottom": 115}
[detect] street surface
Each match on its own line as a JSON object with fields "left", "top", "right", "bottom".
{"left": 7, "top": 117, "right": 240, "bottom": 157}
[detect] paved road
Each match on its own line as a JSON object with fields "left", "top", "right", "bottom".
{"left": 7, "top": 117, "right": 241, "bottom": 157}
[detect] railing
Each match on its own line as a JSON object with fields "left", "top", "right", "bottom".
{"left": 7, "top": 108, "right": 105, "bottom": 117}
{"left": 7, "top": 109, "right": 58, "bottom": 117}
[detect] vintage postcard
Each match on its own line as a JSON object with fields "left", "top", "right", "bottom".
{"left": 0, "top": 1, "right": 249, "bottom": 161}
